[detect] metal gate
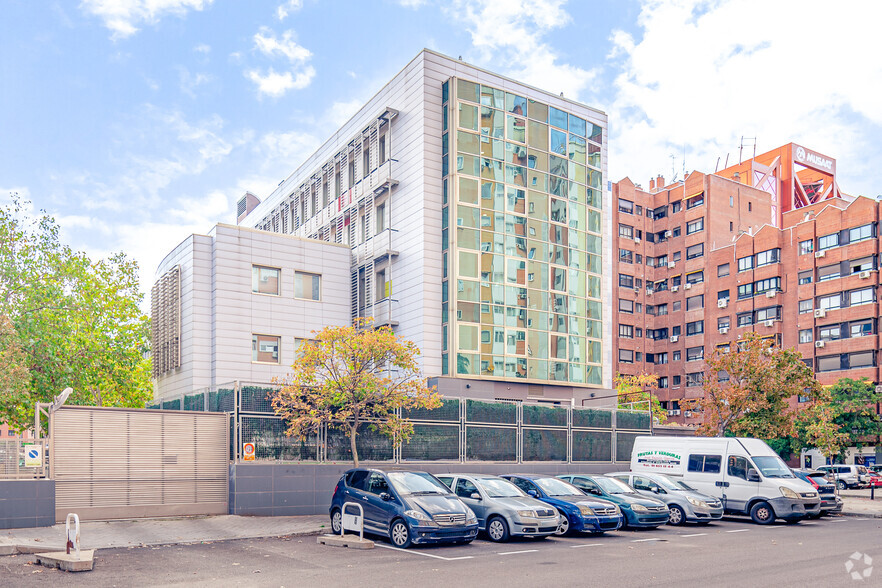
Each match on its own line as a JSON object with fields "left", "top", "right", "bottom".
{"left": 50, "top": 406, "right": 228, "bottom": 522}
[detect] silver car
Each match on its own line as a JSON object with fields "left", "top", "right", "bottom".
{"left": 436, "top": 474, "right": 560, "bottom": 542}
{"left": 609, "top": 471, "right": 724, "bottom": 526}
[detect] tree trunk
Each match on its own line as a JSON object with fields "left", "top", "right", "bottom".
{"left": 350, "top": 422, "right": 359, "bottom": 467}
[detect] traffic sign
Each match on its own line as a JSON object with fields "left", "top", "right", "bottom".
{"left": 24, "top": 444, "right": 42, "bottom": 467}
{"left": 243, "top": 442, "right": 255, "bottom": 461}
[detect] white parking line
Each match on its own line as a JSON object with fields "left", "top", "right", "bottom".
{"left": 376, "top": 545, "right": 474, "bottom": 561}
{"left": 726, "top": 529, "right": 749, "bottom": 533}
{"left": 631, "top": 538, "right": 664, "bottom": 542}
{"left": 570, "top": 543, "right": 604, "bottom": 548}
{"left": 800, "top": 522, "right": 818, "bottom": 526}
{"left": 679, "top": 533, "right": 707, "bottom": 537}
{"left": 497, "top": 549, "right": 538, "bottom": 556}
{"left": 829, "top": 519, "right": 846, "bottom": 523}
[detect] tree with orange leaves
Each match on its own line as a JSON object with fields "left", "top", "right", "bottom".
{"left": 272, "top": 318, "right": 441, "bottom": 466}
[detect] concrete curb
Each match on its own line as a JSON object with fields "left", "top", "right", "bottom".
{"left": 835, "top": 511, "right": 882, "bottom": 519}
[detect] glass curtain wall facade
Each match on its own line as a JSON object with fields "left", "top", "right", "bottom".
{"left": 441, "top": 78, "right": 605, "bottom": 386}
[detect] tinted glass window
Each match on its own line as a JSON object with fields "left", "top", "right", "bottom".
{"left": 366, "top": 472, "right": 391, "bottom": 495}
{"left": 455, "top": 478, "right": 479, "bottom": 498}
{"left": 688, "top": 454, "right": 722, "bottom": 473}
{"left": 508, "top": 477, "right": 536, "bottom": 494}
{"left": 727, "top": 456, "right": 749, "bottom": 480}
{"left": 346, "top": 470, "right": 370, "bottom": 491}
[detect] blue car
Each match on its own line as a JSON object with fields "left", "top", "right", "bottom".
{"left": 559, "top": 474, "right": 670, "bottom": 529}
{"left": 329, "top": 468, "right": 479, "bottom": 548}
{"left": 501, "top": 474, "right": 622, "bottom": 535}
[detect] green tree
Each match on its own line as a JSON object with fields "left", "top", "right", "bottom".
{"left": 0, "top": 316, "right": 33, "bottom": 431}
{"left": 684, "top": 332, "right": 821, "bottom": 437}
{"left": 272, "top": 318, "right": 442, "bottom": 466}
{"left": 0, "top": 194, "right": 151, "bottom": 431}
{"left": 615, "top": 373, "right": 666, "bottom": 424}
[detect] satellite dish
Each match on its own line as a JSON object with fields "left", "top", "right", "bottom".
{"left": 49, "top": 387, "right": 73, "bottom": 413}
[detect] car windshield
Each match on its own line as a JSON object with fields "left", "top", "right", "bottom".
{"left": 857, "top": 466, "right": 869, "bottom": 474}
{"left": 752, "top": 456, "right": 794, "bottom": 478}
{"left": 387, "top": 472, "right": 451, "bottom": 495}
{"left": 652, "top": 474, "right": 694, "bottom": 492}
{"left": 477, "top": 478, "right": 524, "bottom": 498}
{"left": 595, "top": 476, "right": 634, "bottom": 494}
{"left": 534, "top": 477, "right": 583, "bottom": 496}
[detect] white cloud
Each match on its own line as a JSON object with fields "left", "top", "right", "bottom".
{"left": 80, "top": 0, "right": 214, "bottom": 40}
{"left": 177, "top": 66, "right": 212, "bottom": 97}
{"left": 398, "top": 0, "right": 428, "bottom": 8}
{"left": 447, "top": 0, "right": 597, "bottom": 100}
{"left": 193, "top": 43, "right": 211, "bottom": 54}
{"left": 608, "top": 0, "right": 882, "bottom": 196}
{"left": 276, "top": 0, "right": 303, "bottom": 21}
{"left": 246, "top": 27, "right": 316, "bottom": 97}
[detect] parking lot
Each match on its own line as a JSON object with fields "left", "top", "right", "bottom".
{"left": 3, "top": 515, "right": 879, "bottom": 586}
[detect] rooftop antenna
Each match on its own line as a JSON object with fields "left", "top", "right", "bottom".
{"left": 739, "top": 136, "right": 757, "bottom": 163}
{"left": 670, "top": 154, "right": 678, "bottom": 182}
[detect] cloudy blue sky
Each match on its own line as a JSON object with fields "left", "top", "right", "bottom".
{"left": 3, "top": 0, "right": 881, "bottom": 297}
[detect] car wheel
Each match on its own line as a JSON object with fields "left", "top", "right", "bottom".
{"left": 837, "top": 481, "right": 847, "bottom": 490}
{"left": 487, "top": 516, "right": 510, "bottom": 542}
{"left": 554, "top": 511, "right": 570, "bottom": 536}
{"left": 330, "top": 509, "right": 342, "bottom": 534}
{"left": 389, "top": 519, "right": 412, "bottom": 548}
{"left": 667, "top": 505, "right": 686, "bottom": 526}
{"left": 749, "top": 501, "right": 775, "bottom": 525}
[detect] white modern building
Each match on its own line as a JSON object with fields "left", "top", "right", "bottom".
{"left": 153, "top": 49, "right": 612, "bottom": 405}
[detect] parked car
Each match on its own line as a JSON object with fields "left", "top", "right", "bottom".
{"left": 866, "top": 471, "right": 882, "bottom": 488}
{"left": 329, "top": 468, "right": 478, "bottom": 548}
{"left": 608, "top": 471, "right": 723, "bottom": 525}
{"left": 791, "top": 469, "right": 842, "bottom": 517}
{"left": 435, "top": 474, "right": 560, "bottom": 542}
{"left": 816, "top": 464, "right": 869, "bottom": 490}
{"left": 869, "top": 465, "right": 882, "bottom": 475}
{"left": 559, "top": 474, "right": 670, "bottom": 529}
{"left": 500, "top": 474, "right": 623, "bottom": 535}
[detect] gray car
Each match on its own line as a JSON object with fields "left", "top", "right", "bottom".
{"left": 436, "top": 474, "right": 560, "bottom": 542}
{"left": 609, "top": 471, "right": 724, "bottom": 526}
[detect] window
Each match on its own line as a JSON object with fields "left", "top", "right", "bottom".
{"left": 818, "top": 325, "right": 841, "bottom": 341}
{"left": 686, "top": 243, "right": 704, "bottom": 259}
{"left": 635, "top": 328, "right": 643, "bottom": 337}
{"left": 737, "top": 255, "right": 754, "bottom": 272}
{"left": 818, "top": 233, "right": 839, "bottom": 250}
{"left": 850, "top": 256, "right": 874, "bottom": 274}
{"left": 849, "top": 350, "right": 875, "bottom": 368}
{"left": 799, "top": 240, "right": 814, "bottom": 255}
{"left": 727, "top": 456, "right": 749, "bottom": 480}
{"left": 686, "top": 193, "right": 704, "bottom": 209}
{"left": 652, "top": 352, "right": 668, "bottom": 365}
{"left": 798, "top": 300, "right": 812, "bottom": 314}
{"left": 619, "top": 299, "right": 634, "bottom": 313}
{"left": 686, "top": 217, "right": 704, "bottom": 234}
{"left": 636, "top": 254, "right": 643, "bottom": 264}
{"left": 671, "top": 275, "right": 681, "bottom": 287}
{"left": 756, "top": 306, "right": 780, "bottom": 322}
{"left": 671, "top": 201, "right": 682, "bottom": 213}
{"left": 849, "top": 223, "right": 874, "bottom": 243}
{"left": 717, "top": 263, "right": 730, "bottom": 278}
{"left": 619, "top": 349, "right": 634, "bottom": 363}
{"left": 686, "top": 271, "right": 704, "bottom": 285}
{"left": 718, "top": 289, "right": 730, "bottom": 301}
{"left": 748, "top": 202, "right": 752, "bottom": 212}
{"left": 294, "top": 271, "right": 321, "bottom": 300}
{"left": 672, "top": 251, "right": 681, "bottom": 262}
{"left": 737, "top": 313, "right": 753, "bottom": 327}
{"left": 686, "top": 346, "right": 704, "bottom": 361}
{"left": 850, "top": 287, "right": 874, "bottom": 306}
{"left": 252, "top": 265, "right": 280, "bottom": 295}
{"left": 818, "top": 263, "right": 840, "bottom": 282}
{"left": 685, "top": 372, "right": 704, "bottom": 388}
{"left": 686, "top": 294, "right": 704, "bottom": 311}
{"left": 672, "top": 226, "right": 681, "bottom": 237}
{"left": 672, "top": 325, "right": 681, "bottom": 336}
{"left": 850, "top": 319, "right": 873, "bottom": 338}
{"left": 619, "top": 324, "right": 634, "bottom": 338}
{"left": 618, "top": 198, "right": 634, "bottom": 214}
{"left": 619, "top": 224, "right": 634, "bottom": 239}
{"left": 798, "top": 270, "right": 812, "bottom": 285}
{"left": 672, "top": 300, "right": 681, "bottom": 312}
{"left": 376, "top": 203, "right": 386, "bottom": 233}
{"left": 619, "top": 274, "right": 634, "bottom": 288}
{"left": 673, "top": 351, "right": 681, "bottom": 362}
{"left": 755, "top": 248, "right": 780, "bottom": 267}
{"left": 755, "top": 277, "right": 780, "bottom": 294}
{"left": 686, "top": 320, "right": 704, "bottom": 336}
{"left": 737, "top": 284, "right": 754, "bottom": 299}
{"left": 658, "top": 377, "right": 668, "bottom": 389}
{"left": 619, "top": 249, "right": 633, "bottom": 264}
{"left": 635, "top": 205, "right": 643, "bottom": 215}
{"left": 252, "top": 334, "right": 280, "bottom": 364}
{"left": 718, "top": 316, "right": 730, "bottom": 329}
{"left": 799, "top": 329, "right": 813, "bottom": 343}
{"left": 818, "top": 293, "right": 841, "bottom": 311}
{"left": 672, "top": 375, "right": 681, "bottom": 386}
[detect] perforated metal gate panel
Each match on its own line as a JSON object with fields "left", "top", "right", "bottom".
{"left": 51, "top": 406, "right": 228, "bottom": 522}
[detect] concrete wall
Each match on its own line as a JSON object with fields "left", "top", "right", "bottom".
{"left": 229, "top": 461, "right": 626, "bottom": 516}
{"left": 0, "top": 480, "right": 55, "bottom": 529}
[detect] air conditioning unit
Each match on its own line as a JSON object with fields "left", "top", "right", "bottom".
{"left": 815, "top": 340, "right": 825, "bottom": 348}
{"left": 764, "top": 320, "right": 775, "bottom": 327}
{"left": 670, "top": 335, "right": 679, "bottom": 343}
{"left": 671, "top": 285, "right": 679, "bottom": 292}
{"left": 875, "top": 385, "right": 882, "bottom": 394}
{"left": 766, "top": 290, "right": 776, "bottom": 298}
{"left": 667, "top": 409, "right": 675, "bottom": 416}
{"left": 684, "top": 410, "right": 693, "bottom": 417}
{"left": 684, "top": 283, "right": 692, "bottom": 290}
{"left": 665, "top": 231, "right": 672, "bottom": 238}
{"left": 646, "top": 290, "right": 653, "bottom": 296}
{"left": 815, "top": 250, "right": 826, "bottom": 258}
{"left": 667, "top": 262, "right": 676, "bottom": 269}
{"left": 719, "top": 326, "right": 729, "bottom": 334}
{"left": 673, "top": 409, "right": 681, "bottom": 416}
{"left": 860, "top": 270, "right": 871, "bottom": 279}
{"left": 717, "top": 299, "right": 728, "bottom": 308}
{"left": 634, "top": 237, "right": 641, "bottom": 244}
{"left": 814, "top": 309, "right": 826, "bottom": 318}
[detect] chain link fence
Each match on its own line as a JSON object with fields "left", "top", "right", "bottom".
{"left": 148, "top": 382, "right": 651, "bottom": 464}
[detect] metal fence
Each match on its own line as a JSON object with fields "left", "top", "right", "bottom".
{"left": 0, "top": 439, "right": 48, "bottom": 480}
{"left": 148, "top": 382, "right": 652, "bottom": 464}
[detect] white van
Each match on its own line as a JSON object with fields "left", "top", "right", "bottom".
{"left": 630, "top": 436, "right": 821, "bottom": 524}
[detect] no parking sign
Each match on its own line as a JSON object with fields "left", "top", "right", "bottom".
{"left": 24, "top": 444, "right": 42, "bottom": 467}
{"left": 243, "top": 442, "right": 255, "bottom": 461}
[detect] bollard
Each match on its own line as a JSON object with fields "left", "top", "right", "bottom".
{"left": 65, "top": 513, "right": 81, "bottom": 560}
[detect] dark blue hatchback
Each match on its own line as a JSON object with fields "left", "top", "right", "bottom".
{"left": 501, "top": 474, "right": 622, "bottom": 535}
{"left": 330, "top": 469, "right": 479, "bottom": 548}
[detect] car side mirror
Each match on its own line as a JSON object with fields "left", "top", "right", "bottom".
{"left": 527, "top": 489, "right": 539, "bottom": 498}
{"left": 470, "top": 492, "right": 482, "bottom": 500}
{"left": 747, "top": 469, "right": 760, "bottom": 482}
{"left": 380, "top": 492, "right": 393, "bottom": 501}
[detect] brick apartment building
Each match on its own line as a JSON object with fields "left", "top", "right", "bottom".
{"left": 613, "top": 143, "right": 881, "bottom": 426}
